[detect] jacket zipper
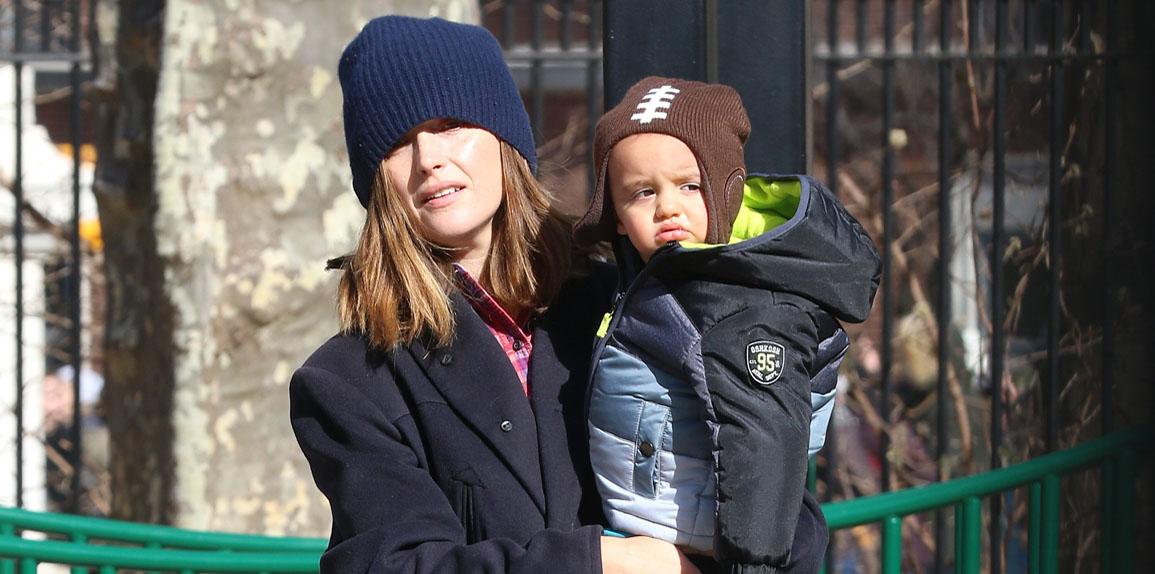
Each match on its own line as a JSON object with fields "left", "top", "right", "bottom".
{"left": 583, "top": 243, "right": 680, "bottom": 418}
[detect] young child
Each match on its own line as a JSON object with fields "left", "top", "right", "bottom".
{"left": 574, "top": 77, "right": 881, "bottom": 573}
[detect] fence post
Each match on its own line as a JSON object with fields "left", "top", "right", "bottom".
{"left": 959, "top": 496, "right": 982, "bottom": 574}
{"left": 1, "top": 521, "right": 13, "bottom": 574}
{"left": 882, "top": 515, "right": 902, "bottom": 574}
{"left": 1101, "top": 458, "right": 1116, "bottom": 574}
{"left": 716, "top": 0, "right": 808, "bottom": 174}
{"left": 1113, "top": 450, "right": 1136, "bottom": 574}
{"left": 1028, "top": 481, "right": 1041, "bottom": 574}
{"left": 1040, "top": 474, "right": 1060, "bottom": 574}
{"left": 603, "top": 0, "right": 707, "bottom": 106}
{"left": 603, "top": 0, "right": 808, "bottom": 173}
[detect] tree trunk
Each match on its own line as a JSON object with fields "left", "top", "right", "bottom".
{"left": 91, "top": 0, "right": 175, "bottom": 524}
{"left": 95, "top": 0, "right": 479, "bottom": 533}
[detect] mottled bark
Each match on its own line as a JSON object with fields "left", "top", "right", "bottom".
{"left": 91, "top": 0, "right": 175, "bottom": 524}
{"left": 155, "top": 0, "right": 479, "bottom": 535}
{"left": 92, "top": 0, "right": 480, "bottom": 532}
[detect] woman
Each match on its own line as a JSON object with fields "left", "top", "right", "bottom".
{"left": 289, "top": 15, "right": 697, "bottom": 573}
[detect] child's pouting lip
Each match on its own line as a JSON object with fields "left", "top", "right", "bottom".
{"left": 656, "top": 222, "right": 692, "bottom": 242}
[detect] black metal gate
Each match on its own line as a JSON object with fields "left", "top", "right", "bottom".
{"left": 484, "top": 0, "right": 604, "bottom": 211}
{"left": 811, "top": 1, "right": 1152, "bottom": 572}
{"left": 2, "top": 0, "right": 91, "bottom": 513}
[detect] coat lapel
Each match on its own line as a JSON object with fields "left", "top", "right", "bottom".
{"left": 409, "top": 293, "right": 545, "bottom": 514}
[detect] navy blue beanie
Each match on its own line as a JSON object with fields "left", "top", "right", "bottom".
{"left": 338, "top": 16, "right": 537, "bottom": 207}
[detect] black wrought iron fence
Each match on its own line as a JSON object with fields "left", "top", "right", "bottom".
{"left": 483, "top": 0, "right": 603, "bottom": 214}
{"left": 2, "top": 0, "right": 90, "bottom": 514}
{"left": 811, "top": 0, "right": 1151, "bottom": 572}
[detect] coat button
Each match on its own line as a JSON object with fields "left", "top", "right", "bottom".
{"left": 512, "top": 339, "right": 524, "bottom": 351}
{"left": 639, "top": 440, "right": 656, "bottom": 457}
{"left": 500, "top": 420, "right": 514, "bottom": 432}
{"left": 439, "top": 353, "right": 453, "bottom": 366}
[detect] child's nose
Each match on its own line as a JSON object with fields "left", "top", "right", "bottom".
{"left": 656, "top": 193, "right": 683, "bottom": 219}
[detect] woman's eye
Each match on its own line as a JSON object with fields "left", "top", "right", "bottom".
{"left": 384, "top": 143, "right": 410, "bottom": 160}
{"left": 439, "top": 120, "right": 465, "bottom": 132}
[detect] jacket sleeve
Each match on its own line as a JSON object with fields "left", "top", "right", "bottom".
{"left": 289, "top": 364, "right": 603, "bottom": 574}
{"left": 700, "top": 303, "right": 818, "bottom": 573}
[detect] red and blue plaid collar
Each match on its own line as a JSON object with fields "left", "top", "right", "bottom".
{"left": 453, "top": 265, "right": 534, "bottom": 396}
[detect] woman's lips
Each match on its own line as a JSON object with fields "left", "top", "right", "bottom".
{"left": 420, "top": 185, "right": 465, "bottom": 208}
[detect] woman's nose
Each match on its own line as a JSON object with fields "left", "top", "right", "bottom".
{"left": 412, "top": 131, "right": 447, "bottom": 173}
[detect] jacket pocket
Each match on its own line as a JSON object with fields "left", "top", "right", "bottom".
{"left": 632, "top": 400, "right": 671, "bottom": 498}
{"left": 450, "top": 468, "right": 485, "bottom": 543}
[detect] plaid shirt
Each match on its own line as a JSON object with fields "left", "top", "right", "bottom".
{"left": 453, "top": 265, "right": 534, "bottom": 397}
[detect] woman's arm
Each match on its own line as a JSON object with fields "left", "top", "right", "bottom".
{"left": 291, "top": 364, "right": 604, "bottom": 573}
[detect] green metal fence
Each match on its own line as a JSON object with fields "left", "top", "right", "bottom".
{"left": 821, "top": 426, "right": 1150, "bottom": 574}
{"left": 0, "top": 506, "right": 322, "bottom": 574}
{"left": 0, "top": 538, "right": 318, "bottom": 574}
{"left": 1, "top": 427, "right": 1148, "bottom": 573}
{"left": 0, "top": 507, "right": 325, "bottom": 553}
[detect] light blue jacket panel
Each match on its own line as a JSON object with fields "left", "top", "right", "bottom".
{"left": 587, "top": 277, "right": 716, "bottom": 550}
{"left": 588, "top": 345, "right": 717, "bottom": 550}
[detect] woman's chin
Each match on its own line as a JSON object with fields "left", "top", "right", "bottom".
{"left": 421, "top": 223, "right": 493, "bottom": 254}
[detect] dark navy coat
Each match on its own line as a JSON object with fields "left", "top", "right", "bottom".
{"left": 290, "top": 268, "right": 615, "bottom": 573}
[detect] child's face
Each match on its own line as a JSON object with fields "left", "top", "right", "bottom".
{"left": 608, "top": 133, "right": 709, "bottom": 262}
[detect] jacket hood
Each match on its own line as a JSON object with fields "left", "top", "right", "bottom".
{"left": 626, "top": 175, "right": 881, "bottom": 323}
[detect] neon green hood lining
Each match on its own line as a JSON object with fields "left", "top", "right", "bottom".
{"left": 681, "top": 176, "right": 802, "bottom": 249}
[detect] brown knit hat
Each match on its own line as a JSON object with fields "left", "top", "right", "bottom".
{"left": 574, "top": 76, "right": 751, "bottom": 246}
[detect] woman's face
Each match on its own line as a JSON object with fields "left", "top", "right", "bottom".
{"left": 382, "top": 119, "right": 504, "bottom": 263}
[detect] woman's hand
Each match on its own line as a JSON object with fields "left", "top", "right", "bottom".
{"left": 600, "top": 536, "right": 701, "bottom": 574}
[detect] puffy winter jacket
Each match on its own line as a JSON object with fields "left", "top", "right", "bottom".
{"left": 587, "top": 175, "right": 880, "bottom": 572}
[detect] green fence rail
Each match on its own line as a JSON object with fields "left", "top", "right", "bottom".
{"left": 1, "top": 426, "right": 1148, "bottom": 573}
{"left": 0, "top": 507, "right": 325, "bottom": 553}
{"left": 0, "top": 505, "right": 323, "bottom": 573}
{"left": 0, "top": 536, "right": 318, "bottom": 574}
{"left": 822, "top": 425, "right": 1150, "bottom": 574}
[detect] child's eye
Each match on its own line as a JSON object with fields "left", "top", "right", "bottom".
{"left": 632, "top": 188, "right": 655, "bottom": 200}
{"left": 681, "top": 182, "right": 702, "bottom": 193}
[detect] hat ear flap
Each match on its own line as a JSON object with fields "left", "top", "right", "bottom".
{"left": 712, "top": 167, "right": 747, "bottom": 243}
{"left": 574, "top": 153, "right": 619, "bottom": 245}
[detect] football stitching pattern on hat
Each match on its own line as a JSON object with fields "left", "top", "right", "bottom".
{"left": 630, "top": 85, "right": 681, "bottom": 124}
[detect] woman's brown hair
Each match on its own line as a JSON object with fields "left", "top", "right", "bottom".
{"left": 336, "top": 141, "right": 573, "bottom": 350}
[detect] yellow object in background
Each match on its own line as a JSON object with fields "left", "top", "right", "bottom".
{"left": 55, "top": 143, "right": 98, "bottom": 164}
{"left": 79, "top": 218, "right": 103, "bottom": 251}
